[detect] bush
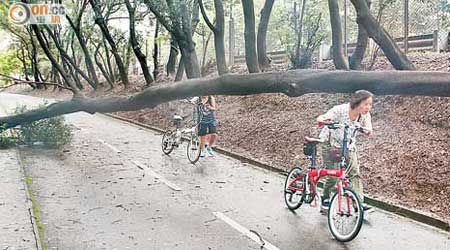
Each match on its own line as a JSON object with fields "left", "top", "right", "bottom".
{"left": 14, "top": 104, "right": 73, "bottom": 148}
{"left": 0, "top": 125, "right": 16, "bottom": 149}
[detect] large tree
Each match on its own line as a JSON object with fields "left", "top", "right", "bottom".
{"left": 349, "top": 0, "right": 414, "bottom": 70}
{"left": 145, "top": 0, "right": 202, "bottom": 79}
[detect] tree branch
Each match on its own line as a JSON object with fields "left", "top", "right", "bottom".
{"left": 198, "top": 0, "right": 217, "bottom": 32}
{"left": 0, "top": 73, "right": 72, "bottom": 91}
{"left": 1, "top": 69, "right": 449, "bottom": 129}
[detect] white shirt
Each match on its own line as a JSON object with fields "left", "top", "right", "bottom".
{"left": 318, "top": 103, "right": 372, "bottom": 151}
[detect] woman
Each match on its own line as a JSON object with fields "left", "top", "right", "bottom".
{"left": 316, "top": 90, "right": 374, "bottom": 212}
{"left": 196, "top": 96, "right": 217, "bottom": 157}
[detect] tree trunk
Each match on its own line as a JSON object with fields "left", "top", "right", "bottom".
{"left": 44, "top": 26, "right": 96, "bottom": 90}
{"left": 328, "top": 0, "right": 349, "bottom": 70}
{"left": 257, "top": 0, "right": 275, "bottom": 70}
{"left": 28, "top": 30, "right": 43, "bottom": 89}
{"left": 124, "top": 39, "right": 133, "bottom": 78}
{"left": 213, "top": 0, "right": 228, "bottom": 75}
{"left": 349, "top": 24, "right": 369, "bottom": 70}
{"left": 295, "top": 0, "right": 307, "bottom": 59}
{"left": 91, "top": 0, "right": 129, "bottom": 85}
{"left": 241, "top": 0, "right": 260, "bottom": 73}
{"left": 125, "top": 0, "right": 154, "bottom": 86}
{"left": 350, "top": 0, "right": 415, "bottom": 70}
{"left": 198, "top": 0, "right": 228, "bottom": 75}
{"left": 2, "top": 69, "right": 450, "bottom": 129}
{"left": 153, "top": 20, "right": 160, "bottom": 80}
{"left": 178, "top": 0, "right": 202, "bottom": 78}
{"left": 349, "top": 0, "right": 371, "bottom": 70}
{"left": 167, "top": 37, "right": 179, "bottom": 77}
{"left": 201, "top": 31, "right": 213, "bottom": 76}
{"left": 66, "top": 16, "right": 99, "bottom": 89}
{"left": 94, "top": 44, "right": 114, "bottom": 88}
{"left": 19, "top": 46, "right": 30, "bottom": 82}
{"left": 103, "top": 38, "right": 116, "bottom": 84}
{"left": 30, "top": 25, "right": 79, "bottom": 94}
{"left": 175, "top": 55, "right": 185, "bottom": 82}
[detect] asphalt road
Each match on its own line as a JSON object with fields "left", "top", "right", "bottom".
{"left": 1, "top": 93, "right": 449, "bottom": 250}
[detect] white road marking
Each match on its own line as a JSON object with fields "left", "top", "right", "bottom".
{"left": 213, "top": 212, "right": 282, "bottom": 250}
{"left": 131, "top": 160, "right": 182, "bottom": 191}
{"left": 98, "top": 139, "right": 122, "bottom": 153}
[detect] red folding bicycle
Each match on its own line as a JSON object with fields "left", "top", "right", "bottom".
{"left": 284, "top": 122, "right": 368, "bottom": 242}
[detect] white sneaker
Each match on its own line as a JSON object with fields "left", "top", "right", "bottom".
{"left": 206, "top": 147, "right": 215, "bottom": 157}
{"left": 200, "top": 150, "right": 206, "bottom": 157}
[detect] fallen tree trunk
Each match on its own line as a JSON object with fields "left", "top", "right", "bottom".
{"left": 1, "top": 70, "right": 449, "bottom": 128}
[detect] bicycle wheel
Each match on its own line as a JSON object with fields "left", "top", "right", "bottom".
{"left": 161, "top": 129, "right": 175, "bottom": 155}
{"left": 187, "top": 133, "right": 201, "bottom": 164}
{"left": 284, "top": 167, "right": 305, "bottom": 210}
{"left": 327, "top": 187, "right": 364, "bottom": 242}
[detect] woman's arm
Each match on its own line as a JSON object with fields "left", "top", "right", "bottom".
{"left": 317, "top": 106, "right": 337, "bottom": 123}
{"left": 361, "top": 113, "right": 373, "bottom": 136}
{"left": 207, "top": 96, "right": 217, "bottom": 111}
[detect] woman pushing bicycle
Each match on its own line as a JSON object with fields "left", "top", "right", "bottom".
{"left": 317, "top": 90, "right": 374, "bottom": 212}
{"left": 190, "top": 96, "right": 218, "bottom": 157}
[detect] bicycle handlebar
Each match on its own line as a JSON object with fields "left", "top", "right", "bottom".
{"left": 318, "top": 121, "right": 372, "bottom": 134}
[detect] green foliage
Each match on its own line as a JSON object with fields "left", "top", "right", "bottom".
{"left": 0, "top": 124, "right": 16, "bottom": 149}
{"left": 14, "top": 103, "right": 73, "bottom": 148}
{"left": 0, "top": 50, "right": 24, "bottom": 82}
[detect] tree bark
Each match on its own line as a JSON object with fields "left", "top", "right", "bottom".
{"left": 201, "top": 31, "right": 213, "bottom": 76}
{"left": 257, "top": 0, "right": 275, "bottom": 70}
{"left": 178, "top": 0, "right": 202, "bottom": 78}
{"left": 295, "top": 0, "right": 307, "bottom": 59}
{"left": 175, "top": 55, "right": 185, "bottom": 82}
{"left": 145, "top": 0, "right": 201, "bottom": 78}
{"left": 27, "top": 28, "right": 43, "bottom": 89}
{"left": 66, "top": 15, "right": 99, "bottom": 88}
{"left": 153, "top": 20, "right": 160, "bottom": 80}
{"left": 103, "top": 38, "right": 116, "bottom": 84}
{"left": 30, "top": 25, "right": 79, "bottom": 94}
{"left": 198, "top": 0, "right": 228, "bottom": 75}
{"left": 44, "top": 26, "right": 96, "bottom": 90}
{"left": 349, "top": 0, "right": 371, "bottom": 70}
{"left": 94, "top": 44, "right": 114, "bottom": 88}
{"left": 124, "top": 0, "right": 154, "bottom": 86}
{"left": 241, "top": 0, "right": 260, "bottom": 73}
{"left": 328, "top": 0, "right": 349, "bottom": 70}
{"left": 167, "top": 37, "right": 179, "bottom": 77}
{"left": 350, "top": 0, "right": 415, "bottom": 70}
{"left": 91, "top": 0, "right": 129, "bottom": 85}
{"left": 2, "top": 70, "right": 450, "bottom": 129}
{"left": 349, "top": 23, "right": 369, "bottom": 70}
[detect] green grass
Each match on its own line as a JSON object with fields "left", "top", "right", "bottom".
{"left": 19, "top": 151, "right": 48, "bottom": 250}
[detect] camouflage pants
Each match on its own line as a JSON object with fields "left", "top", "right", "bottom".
{"left": 321, "top": 144, "right": 364, "bottom": 202}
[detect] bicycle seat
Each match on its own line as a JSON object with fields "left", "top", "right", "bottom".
{"left": 304, "top": 136, "right": 324, "bottom": 144}
{"left": 172, "top": 115, "right": 183, "bottom": 121}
